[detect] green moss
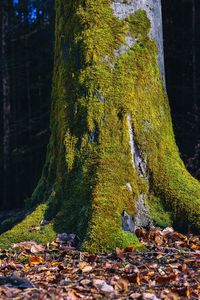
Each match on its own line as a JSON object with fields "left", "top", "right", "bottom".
{"left": 126, "top": 9, "right": 151, "bottom": 39}
{"left": 0, "top": 204, "right": 56, "bottom": 249}
{"left": 49, "top": 0, "right": 143, "bottom": 252}
{"left": 83, "top": 229, "right": 143, "bottom": 254}
{"left": 148, "top": 195, "right": 172, "bottom": 228}
{"left": 1, "top": 0, "right": 200, "bottom": 253}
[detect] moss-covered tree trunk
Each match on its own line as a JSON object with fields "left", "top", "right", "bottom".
{"left": 1, "top": 0, "right": 200, "bottom": 253}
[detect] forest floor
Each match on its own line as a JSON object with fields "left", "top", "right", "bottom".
{"left": 0, "top": 227, "right": 199, "bottom": 299}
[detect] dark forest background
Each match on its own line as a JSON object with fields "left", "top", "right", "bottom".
{"left": 0, "top": 0, "right": 199, "bottom": 211}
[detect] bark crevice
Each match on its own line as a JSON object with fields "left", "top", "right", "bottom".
{"left": 127, "top": 115, "right": 152, "bottom": 228}
{"left": 128, "top": 115, "right": 148, "bottom": 179}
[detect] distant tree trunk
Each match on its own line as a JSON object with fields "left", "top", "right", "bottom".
{"left": 1, "top": 0, "right": 200, "bottom": 253}
{"left": 192, "top": 0, "right": 198, "bottom": 138}
{"left": 1, "top": 0, "right": 11, "bottom": 208}
{"left": 25, "top": 36, "right": 33, "bottom": 182}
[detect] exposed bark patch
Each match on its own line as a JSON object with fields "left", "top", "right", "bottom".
{"left": 111, "top": 0, "right": 165, "bottom": 83}
{"left": 114, "top": 36, "right": 135, "bottom": 58}
{"left": 127, "top": 115, "right": 148, "bottom": 179}
{"left": 126, "top": 183, "right": 133, "bottom": 192}
{"left": 134, "top": 194, "right": 152, "bottom": 228}
{"left": 127, "top": 115, "right": 152, "bottom": 228}
{"left": 89, "top": 128, "right": 99, "bottom": 143}
{"left": 121, "top": 211, "right": 135, "bottom": 233}
{"left": 95, "top": 91, "right": 106, "bottom": 103}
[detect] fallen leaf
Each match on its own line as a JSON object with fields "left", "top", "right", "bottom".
{"left": 160, "top": 227, "right": 174, "bottom": 236}
{"left": 154, "top": 236, "right": 163, "bottom": 246}
{"left": 190, "top": 243, "right": 200, "bottom": 250}
{"left": 67, "top": 290, "right": 80, "bottom": 300}
{"left": 115, "top": 278, "right": 129, "bottom": 292}
{"left": 172, "top": 232, "right": 186, "bottom": 240}
{"left": 29, "top": 256, "right": 44, "bottom": 265}
{"left": 13, "top": 241, "right": 37, "bottom": 251}
{"left": 30, "top": 244, "right": 45, "bottom": 254}
{"left": 80, "top": 279, "right": 91, "bottom": 286}
{"left": 124, "top": 246, "right": 135, "bottom": 253}
{"left": 142, "top": 293, "right": 160, "bottom": 300}
{"left": 181, "top": 264, "right": 187, "bottom": 271}
{"left": 87, "top": 255, "right": 96, "bottom": 263}
{"left": 130, "top": 293, "right": 142, "bottom": 299}
{"left": 156, "top": 274, "right": 177, "bottom": 284}
{"left": 93, "top": 279, "right": 114, "bottom": 293}
{"left": 82, "top": 265, "right": 93, "bottom": 273}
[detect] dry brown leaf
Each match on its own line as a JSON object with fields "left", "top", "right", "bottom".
{"left": 156, "top": 274, "right": 177, "bottom": 284}
{"left": 93, "top": 279, "right": 114, "bottom": 293}
{"left": 29, "top": 256, "right": 44, "bottom": 265}
{"left": 172, "top": 232, "right": 186, "bottom": 240}
{"left": 13, "top": 241, "right": 37, "bottom": 251}
{"left": 181, "top": 264, "right": 187, "bottom": 271}
{"left": 87, "top": 255, "right": 96, "bottom": 263}
{"left": 124, "top": 246, "right": 135, "bottom": 253}
{"left": 30, "top": 244, "right": 45, "bottom": 254}
{"left": 154, "top": 236, "right": 163, "bottom": 246}
{"left": 80, "top": 279, "right": 91, "bottom": 286}
{"left": 67, "top": 290, "right": 80, "bottom": 300}
{"left": 142, "top": 292, "right": 160, "bottom": 300}
{"left": 82, "top": 265, "right": 93, "bottom": 273}
{"left": 190, "top": 243, "right": 200, "bottom": 250}
{"left": 130, "top": 293, "right": 142, "bottom": 299}
{"left": 115, "top": 278, "right": 129, "bottom": 292}
{"left": 160, "top": 227, "right": 174, "bottom": 236}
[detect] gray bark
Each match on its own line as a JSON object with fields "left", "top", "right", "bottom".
{"left": 112, "top": 0, "right": 165, "bottom": 83}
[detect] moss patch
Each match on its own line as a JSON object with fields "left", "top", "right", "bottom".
{"left": 126, "top": 9, "right": 151, "bottom": 38}
{"left": 0, "top": 204, "right": 56, "bottom": 249}
{"left": 148, "top": 195, "right": 172, "bottom": 228}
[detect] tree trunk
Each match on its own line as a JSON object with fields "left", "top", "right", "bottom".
{"left": 1, "top": 0, "right": 200, "bottom": 252}
{"left": 192, "top": 0, "right": 198, "bottom": 139}
{"left": 1, "top": 0, "right": 11, "bottom": 208}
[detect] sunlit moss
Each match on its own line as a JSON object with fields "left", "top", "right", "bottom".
{"left": 0, "top": 204, "right": 56, "bottom": 249}
{"left": 126, "top": 9, "right": 151, "bottom": 39}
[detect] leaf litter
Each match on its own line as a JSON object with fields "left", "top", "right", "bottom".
{"left": 0, "top": 227, "right": 199, "bottom": 299}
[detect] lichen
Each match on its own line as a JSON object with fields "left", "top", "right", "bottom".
{"left": 0, "top": 0, "right": 199, "bottom": 252}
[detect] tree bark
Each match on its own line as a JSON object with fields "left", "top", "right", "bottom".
{"left": 192, "top": 0, "right": 199, "bottom": 139}
{"left": 0, "top": 0, "right": 200, "bottom": 253}
{"left": 1, "top": 0, "right": 11, "bottom": 208}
